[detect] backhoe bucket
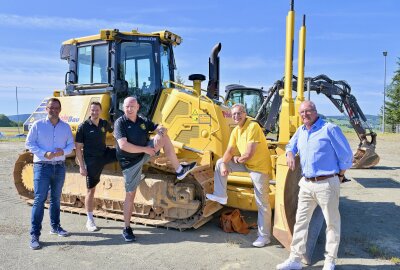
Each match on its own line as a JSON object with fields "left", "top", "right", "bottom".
{"left": 352, "top": 143, "right": 380, "bottom": 169}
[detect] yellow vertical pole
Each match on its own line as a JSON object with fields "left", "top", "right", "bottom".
{"left": 279, "top": 0, "right": 295, "bottom": 144}
{"left": 295, "top": 15, "right": 306, "bottom": 126}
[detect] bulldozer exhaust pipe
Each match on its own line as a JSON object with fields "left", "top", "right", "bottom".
{"left": 207, "top": 43, "right": 221, "bottom": 100}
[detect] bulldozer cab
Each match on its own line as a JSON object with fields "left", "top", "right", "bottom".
{"left": 225, "top": 85, "right": 266, "bottom": 118}
{"left": 61, "top": 30, "right": 179, "bottom": 120}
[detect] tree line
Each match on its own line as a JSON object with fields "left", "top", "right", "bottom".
{"left": 0, "top": 114, "right": 22, "bottom": 127}
{"left": 384, "top": 57, "right": 400, "bottom": 132}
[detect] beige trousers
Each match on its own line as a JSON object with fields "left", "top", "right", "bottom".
{"left": 213, "top": 158, "right": 272, "bottom": 238}
{"left": 289, "top": 176, "right": 341, "bottom": 264}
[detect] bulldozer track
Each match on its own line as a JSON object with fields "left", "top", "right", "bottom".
{"left": 13, "top": 152, "right": 223, "bottom": 230}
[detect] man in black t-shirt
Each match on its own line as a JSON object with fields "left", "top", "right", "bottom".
{"left": 75, "top": 102, "right": 116, "bottom": 232}
{"left": 114, "top": 96, "right": 196, "bottom": 242}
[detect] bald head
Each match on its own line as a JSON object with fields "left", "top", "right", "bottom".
{"left": 124, "top": 96, "right": 138, "bottom": 106}
{"left": 123, "top": 96, "right": 140, "bottom": 120}
{"left": 300, "top": 100, "right": 316, "bottom": 111}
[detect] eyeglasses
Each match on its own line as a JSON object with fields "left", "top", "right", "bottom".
{"left": 232, "top": 111, "right": 244, "bottom": 116}
{"left": 299, "top": 109, "right": 316, "bottom": 115}
{"left": 47, "top": 106, "right": 61, "bottom": 110}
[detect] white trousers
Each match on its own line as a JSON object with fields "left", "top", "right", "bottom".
{"left": 289, "top": 176, "right": 341, "bottom": 264}
{"left": 213, "top": 158, "right": 272, "bottom": 238}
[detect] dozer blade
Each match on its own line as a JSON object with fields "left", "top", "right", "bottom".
{"left": 273, "top": 154, "right": 302, "bottom": 248}
{"left": 273, "top": 153, "right": 324, "bottom": 263}
{"left": 352, "top": 144, "right": 380, "bottom": 169}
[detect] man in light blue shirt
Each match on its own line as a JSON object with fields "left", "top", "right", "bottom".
{"left": 277, "top": 101, "right": 352, "bottom": 270}
{"left": 25, "top": 98, "right": 74, "bottom": 250}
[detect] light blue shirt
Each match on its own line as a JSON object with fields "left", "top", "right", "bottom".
{"left": 286, "top": 117, "right": 353, "bottom": 178}
{"left": 26, "top": 117, "right": 74, "bottom": 163}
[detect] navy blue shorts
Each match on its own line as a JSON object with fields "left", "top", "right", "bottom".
{"left": 85, "top": 148, "right": 117, "bottom": 189}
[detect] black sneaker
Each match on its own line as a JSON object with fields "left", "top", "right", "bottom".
{"left": 30, "top": 235, "right": 41, "bottom": 250}
{"left": 122, "top": 227, "right": 136, "bottom": 242}
{"left": 176, "top": 162, "right": 197, "bottom": 180}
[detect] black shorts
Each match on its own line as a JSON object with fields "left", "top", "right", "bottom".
{"left": 85, "top": 148, "right": 117, "bottom": 189}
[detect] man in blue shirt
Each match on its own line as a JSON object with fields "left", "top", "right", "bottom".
{"left": 276, "top": 101, "right": 352, "bottom": 270}
{"left": 25, "top": 98, "right": 74, "bottom": 250}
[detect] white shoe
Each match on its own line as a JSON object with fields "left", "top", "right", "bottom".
{"left": 276, "top": 258, "right": 302, "bottom": 270}
{"left": 205, "top": 193, "right": 227, "bottom": 204}
{"left": 86, "top": 220, "right": 98, "bottom": 232}
{"left": 252, "top": 236, "right": 271, "bottom": 247}
{"left": 322, "top": 262, "right": 335, "bottom": 270}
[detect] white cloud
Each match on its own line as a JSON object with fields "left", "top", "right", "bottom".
{"left": 0, "top": 47, "right": 65, "bottom": 91}
{"left": 0, "top": 13, "right": 271, "bottom": 35}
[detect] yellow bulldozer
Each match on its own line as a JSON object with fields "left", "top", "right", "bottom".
{"left": 13, "top": 1, "right": 378, "bottom": 253}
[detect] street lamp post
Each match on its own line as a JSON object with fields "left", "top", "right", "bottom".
{"left": 382, "top": 51, "right": 387, "bottom": 133}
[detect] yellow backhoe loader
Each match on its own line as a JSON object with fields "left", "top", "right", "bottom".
{"left": 225, "top": 74, "right": 380, "bottom": 169}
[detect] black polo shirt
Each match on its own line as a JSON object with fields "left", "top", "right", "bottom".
{"left": 114, "top": 114, "right": 157, "bottom": 169}
{"left": 75, "top": 118, "right": 113, "bottom": 158}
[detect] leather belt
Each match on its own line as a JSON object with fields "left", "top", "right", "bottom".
{"left": 35, "top": 161, "right": 65, "bottom": 165}
{"left": 305, "top": 174, "right": 336, "bottom": 182}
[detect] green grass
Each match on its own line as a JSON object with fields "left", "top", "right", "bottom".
{"left": 0, "top": 127, "right": 26, "bottom": 142}
{"left": 0, "top": 126, "right": 22, "bottom": 136}
{"left": 366, "top": 244, "right": 400, "bottom": 264}
{"left": 390, "top": 257, "right": 400, "bottom": 265}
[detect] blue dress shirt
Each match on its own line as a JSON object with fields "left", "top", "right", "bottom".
{"left": 26, "top": 117, "right": 74, "bottom": 163}
{"left": 286, "top": 117, "right": 353, "bottom": 178}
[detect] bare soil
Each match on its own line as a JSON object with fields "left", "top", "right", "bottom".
{"left": 0, "top": 134, "right": 399, "bottom": 270}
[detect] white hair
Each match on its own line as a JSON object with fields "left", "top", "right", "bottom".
{"left": 231, "top": 103, "right": 246, "bottom": 112}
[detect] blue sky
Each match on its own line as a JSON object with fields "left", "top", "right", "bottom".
{"left": 0, "top": 0, "right": 399, "bottom": 116}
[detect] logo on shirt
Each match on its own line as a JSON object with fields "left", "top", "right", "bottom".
{"left": 140, "top": 123, "right": 146, "bottom": 130}
{"left": 101, "top": 127, "right": 105, "bottom": 133}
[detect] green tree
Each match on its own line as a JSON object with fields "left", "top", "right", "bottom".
{"left": 0, "top": 114, "right": 16, "bottom": 127}
{"left": 175, "top": 71, "right": 186, "bottom": 89}
{"left": 385, "top": 58, "right": 400, "bottom": 131}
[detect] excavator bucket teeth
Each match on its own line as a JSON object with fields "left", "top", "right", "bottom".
{"left": 352, "top": 146, "right": 380, "bottom": 169}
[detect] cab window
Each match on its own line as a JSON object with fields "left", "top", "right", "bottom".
{"left": 77, "top": 44, "right": 108, "bottom": 84}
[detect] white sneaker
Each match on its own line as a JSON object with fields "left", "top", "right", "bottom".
{"left": 86, "top": 220, "right": 98, "bottom": 232}
{"left": 205, "top": 193, "right": 227, "bottom": 204}
{"left": 322, "top": 262, "right": 335, "bottom": 270}
{"left": 276, "top": 258, "right": 302, "bottom": 270}
{"left": 252, "top": 236, "right": 271, "bottom": 247}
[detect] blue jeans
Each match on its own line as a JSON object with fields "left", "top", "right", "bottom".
{"left": 30, "top": 163, "right": 66, "bottom": 237}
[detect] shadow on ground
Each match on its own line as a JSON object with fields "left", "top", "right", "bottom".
{"left": 353, "top": 177, "right": 400, "bottom": 188}
{"left": 308, "top": 190, "right": 400, "bottom": 268}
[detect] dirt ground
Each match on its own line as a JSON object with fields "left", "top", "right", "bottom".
{"left": 0, "top": 134, "right": 399, "bottom": 270}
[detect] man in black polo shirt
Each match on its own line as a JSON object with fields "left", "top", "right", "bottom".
{"left": 75, "top": 101, "right": 116, "bottom": 232}
{"left": 114, "top": 96, "right": 196, "bottom": 242}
